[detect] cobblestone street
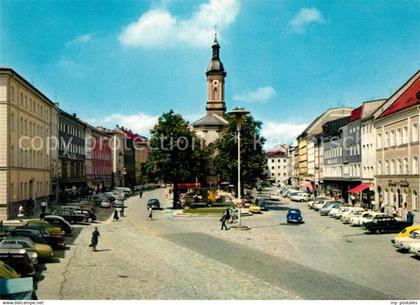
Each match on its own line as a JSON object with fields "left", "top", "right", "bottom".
{"left": 37, "top": 189, "right": 420, "bottom": 299}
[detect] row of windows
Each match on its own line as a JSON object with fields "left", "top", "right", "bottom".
{"left": 10, "top": 113, "right": 49, "bottom": 138}
{"left": 377, "top": 123, "right": 419, "bottom": 149}
{"left": 9, "top": 146, "right": 48, "bottom": 169}
{"left": 380, "top": 189, "right": 418, "bottom": 211}
{"left": 377, "top": 156, "right": 418, "bottom": 175}
{"left": 9, "top": 180, "right": 49, "bottom": 202}
{"left": 270, "top": 158, "right": 287, "bottom": 163}
{"left": 361, "top": 124, "right": 373, "bottom": 135}
{"left": 60, "top": 121, "right": 84, "bottom": 139}
{"left": 59, "top": 141, "right": 85, "bottom": 155}
{"left": 325, "top": 146, "right": 342, "bottom": 159}
{"left": 10, "top": 86, "right": 50, "bottom": 121}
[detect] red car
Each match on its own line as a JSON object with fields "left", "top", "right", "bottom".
{"left": 0, "top": 248, "right": 36, "bottom": 277}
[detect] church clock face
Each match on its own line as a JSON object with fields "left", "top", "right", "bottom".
{"left": 212, "top": 80, "right": 219, "bottom": 87}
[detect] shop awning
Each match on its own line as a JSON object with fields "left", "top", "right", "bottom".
{"left": 301, "top": 181, "right": 313, "bottom": 192}
{"left": 347, "top": 183, "right": 371, "bottom": 193}
{"left": 176, "top": 183, "right": 201, "bottom": 189}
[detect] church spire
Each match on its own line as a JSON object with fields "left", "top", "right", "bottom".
{"left": 212, "top": 32, "right": 220, "bottom": 60}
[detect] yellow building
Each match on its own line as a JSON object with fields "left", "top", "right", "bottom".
{"left": 0, "top": 68, "right": 58, "bottom": 220}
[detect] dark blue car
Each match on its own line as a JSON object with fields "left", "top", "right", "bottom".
{"left": 287, "top": 208, "right": 303, "bottom": 224}
{"left": 147, "top": 199, "right": 160, "bottom": 209}
{"left": 259, "top": 201, "right": 269, "bottom": 211}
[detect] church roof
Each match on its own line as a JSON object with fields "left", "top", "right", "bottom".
{"left": 192, "top": 113, "right": 228, "bottom": 127}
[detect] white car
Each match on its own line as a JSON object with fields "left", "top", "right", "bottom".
{"left": 308, "top": 196, "right": 329, "bottom": 209}
{"left": 350, "top": 211, "right": 380, "bottom": 226}
{"left": 351, "top": 212, "right": 387, "bottom": 226}
{"left": 100, "top": 200, "right": 111, "bottom": 208}
{"left": 330, "top": 206, "right": 351, "bottom": 218}
{"left": 409, "top": 242, "right": 420, "bottom": 257}
{"left": 316, "top": 199, "right": 340, "bottom": 212}
{"left": 290, "top": 192, "right": 311, "bottom": 202}
{"left": 270, "top": 193, "right": 281, "bottom": 201}
{"left": 393, "top": 230, "right": 420, "bottom": 251}
{"left": 341, "top": 208, "right": 366, "bottom": 224}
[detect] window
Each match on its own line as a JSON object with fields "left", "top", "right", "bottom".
{"left": 377, "top": 133, "right": 382, "bottom": 148}
{"left": 385, "top": 131, "right": 389, "bottom": 147}
{"left": 390, "top": 130, "right": 395, "bottom": 147}
{"left": 385, "top": 160, "right": 390, "bottom": 175}
{"left": 412, "top": 123, "right": 419, "bottom": 143}
{"left": 403, "top": 126, "right": 408, "bottom": 144}
{"left": 404, "top": 158, "right": 409, "bottom": 174}
{"left": 11, "top": 86, "right": 15, "bottom": 101}
{"left": 412, "top": 156, "right": 418, "bottom": 175}
{"left": 396, "top": 128, "right": 401, "bottom": 145}
{"left": 390, "top": 159, "right": 395, "bottom": 175}
{"left": 397, "top": 159, "right": 402, "bottom": 175}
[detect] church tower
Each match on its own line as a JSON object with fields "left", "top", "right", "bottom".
{"left": 206, "top": 34, "right": 226, "bottom": 117}
{"left": 191, "top": 34, "right": 228, "bottom": 145}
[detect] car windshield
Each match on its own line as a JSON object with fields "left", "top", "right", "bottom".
{"left": 288, "top": 210, "right": 300, "bottom": 214}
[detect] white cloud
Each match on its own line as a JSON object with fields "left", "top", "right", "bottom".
{"left": 67, "top": 33, "right": 92, "bottom": 46}
{"left": 100, "top": 112, "right": 159, "bottom": 136}
{"left": 262, "top": 121, "right": 308, "bottom": 149}
{"left": 289, "top": 7, "right": 324, "bottom": 33}
{"left": 118, "top": 0, "right": 240, "bottom": 48}
{"left": 233, "top": 86, "right": 276, "bottom": 103}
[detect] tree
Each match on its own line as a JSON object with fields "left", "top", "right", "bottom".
{"left": 213, "top": 114, "right": 266, "bottom": 195}
{"left": 144, "top": 110, "right": 211, "bottom": 208}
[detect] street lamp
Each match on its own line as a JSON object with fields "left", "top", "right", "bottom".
{"left": 227, "top": 107, "right": 250, "bottom": 229}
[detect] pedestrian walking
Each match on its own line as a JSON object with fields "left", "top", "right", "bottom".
{"left": 18, "top": 205, "right": 25, "bottom": 221}
{"left": 147, "top": 206, "right": 153, "bottom": 221}
{"left": 407, "top": 211, "right": 415, "bottom": 225}
{"left": 120, "top": 204, "right": 125, "bottom": 217}
{"left": 90, "top": 227, "right": 100, "bottom": 251}
{"left": 113, "top": 208, "right": 119, "bottom": 222}
{"left": 40, "top": 201, "right": 47, "bottom": 214}
{"left": 220, "top": 211, "right": 229, "bottom": 230}
{"left": 139, "top": 191, "right": 143, "bottom": 199}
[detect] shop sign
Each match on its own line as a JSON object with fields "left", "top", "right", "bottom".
{"left": 387, "top": 180, "right": 409, "bottom": 187}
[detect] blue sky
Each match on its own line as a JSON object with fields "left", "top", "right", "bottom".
{"left": 1, "top": 0, "right": 419, "bottom": 147}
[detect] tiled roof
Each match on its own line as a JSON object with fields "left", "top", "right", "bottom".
{"left": 192, "top": 113, "right": 228, "bottom": 127}
{"left": 379, "top": 75, "right": 420, "bottom": 118}
{"left": 349, "top": 106, "right": 363, "bottom": 122}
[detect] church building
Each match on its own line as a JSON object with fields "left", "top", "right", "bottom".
{"left": 192, "top": 35, "right": 228, "bottom": 144}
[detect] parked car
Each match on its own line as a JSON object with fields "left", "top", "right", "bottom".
{"left": 14, "top": 227, "right": 65, "bottom": 248}
{"left": 391, "top": 225, "right": 420, "bottom": 244}
{"left": 287, "top": 208, "right": 303, "bottom": 224}
{"left": 0, "top": 248, "right": 36, "bottom": 277}
{"left": 349, "top": 211, "right": 380, "bottom": 227}
{"left": 43, "top": 215, "right": 72, "bottom": 235}
{"left": 259, "top": 201, "right": 269, "bottom": 211}
{"left": 408, "top": 242, "right": 420, "bottom": 257}
{"left": 0, "top": 260, "right": 20, "bottom": 279}
{"left": 147, "top": 199, "right": 161, "bottom": 209}
{"left": 319, "top": 202, "right": 341, "bottom": 216}
{"left": 113, "top": 199, "right": 125, "bottom": 209}
{"left": 340, "top": 207, "right": 366, "bottom": 224}
{"left": 364, "top": 215, "right": 412, "bottom": 233}
{"left": 61, "top": 206, "right": 96, "bottom": 222}
{"left": 100, "top": 200, "right": 111, "bottom": 208}
{"left": 114, "top": 187, "right": 132, "bottom": 196}
{"left": 269, "top": 193, "right": 281, "bottom": 201}
{"left": 249, "top": 204, "right": 262, "bottom": 213}
{"left": 313, "top": 199, "right": 335, "bottom": 211}
{"left": 0, "top": 244, "right": 38, "bottom": 265}
{"left": 290, "top": 192, "right": 311, "bottom": 202}
{"left": 331, "top": 206, "right": 352, "bottom": 219}
{"left": 392, "top": 230, "right": 420, "bottom": 251}
{"left": 24, "top": 220, "right": 63, "bottom": 235}
{"left": 308, "top": 196, "right": 330, "bottom": 209}
{"left": 52, "top": 209, "right": 86, "bottom": 224}
{"left": 0, "top": 237, "right": 54, "bottom": 259}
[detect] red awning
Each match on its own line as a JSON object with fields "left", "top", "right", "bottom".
{"left": 301, "top": 181, "right": 313, "bottom": 192}
{"left": 176, "top": 183, "right": 201, "bottom": 189}
{"left": 347, "top": 183, "right": 371, "bottom": 193}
